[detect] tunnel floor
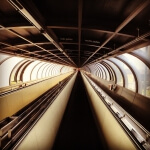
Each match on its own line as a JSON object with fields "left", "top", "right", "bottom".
{"left": 52, "top": 72, "right": 104, "bottom": 150}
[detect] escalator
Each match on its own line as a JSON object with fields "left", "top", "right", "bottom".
{"left": 0, "top": 74, "right": 73, "bottom": 150}
{"left": 53, "top": 72, "right": 104, "bottom": 150}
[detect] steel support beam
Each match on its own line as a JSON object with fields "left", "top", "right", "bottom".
{"left": 82, "top": 0, "right": 150, "bottom": 66}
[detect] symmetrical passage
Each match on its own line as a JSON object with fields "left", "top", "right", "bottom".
{"left": 0, "top": 0, "right": 150, "bottom": 150}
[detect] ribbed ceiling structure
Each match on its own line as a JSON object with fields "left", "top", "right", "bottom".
{"left": 0, "top": 0, "right": 150, "bottom": 67}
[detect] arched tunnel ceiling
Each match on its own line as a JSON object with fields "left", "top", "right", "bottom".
{"left": 0, "top": 0, "right": 150, "bottom": 67}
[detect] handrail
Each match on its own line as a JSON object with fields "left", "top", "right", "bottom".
{"left": 83, "top": 73, "right": 150, "bottom": 150}
{"left": 0, "top": 71, "right": 74, "bottom": 96}
{"left": 0, "top": 117, "right": 18, "bottom": 137}
{"left": 0, "top": 73, "right": 74, "bottom": 150}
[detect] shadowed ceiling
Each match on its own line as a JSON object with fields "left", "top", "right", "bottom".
{"left": 0, "top": 0, "right": 150, "bottom": 67}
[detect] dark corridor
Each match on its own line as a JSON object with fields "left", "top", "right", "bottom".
{"left": 53, "top": 72, "right": 104, "bottom": 150}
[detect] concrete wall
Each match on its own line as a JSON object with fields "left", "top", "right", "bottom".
{"left": 16, "top": 72, "right": 77, "bottom": 150}
{"left": 81, "top": 72, "right": 136, "bottom": 150}
{"left": 0, "top": 72, "right": 74, "bottom": 121}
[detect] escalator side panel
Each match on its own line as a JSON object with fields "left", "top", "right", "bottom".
{"left": 16, "top": 72, "right": 77, "bottom": 150}
{"left": 81, "top": 72, "right": 136, "bottom": 150}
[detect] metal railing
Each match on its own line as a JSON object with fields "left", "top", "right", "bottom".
{"left": 84, "top": 73, "right": 150, "bottom": 150}
{"left": 0, "top": 74, "right": 73, "bottom": 150}
{"left": 0, "top": 72, "right": 73, "bottom": 97}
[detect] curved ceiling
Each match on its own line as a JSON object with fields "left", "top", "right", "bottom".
{"left": 0, "top": 0, "right": 150, "bottom": 67}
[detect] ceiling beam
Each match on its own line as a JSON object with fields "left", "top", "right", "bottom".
{"left": 0, "top": 40, "right": 73, "bottom": 66}
{"left": 47, "top": 26, "right": 139, "bottom": 39}
{"left": 0, "top": 25, "right": 72, "bottom": 66}
{"left": 9, "top": 41, "right": 53, "bottom": 46}
{"left": 8, "top": 0, "right": 76, "bottom": 67}
{"left": 0, "top": 42, "right": 70, "bottom": 65}
{"left": 82, "top": 0, "right": 150, "bottom": 66}
{"left": 60, "top": 41, "right": 111, "bottom": 50}
{"left": 87, "top": 31, "right": 150, "bottom": 65}
{"left": 1, "top": 25, "right": 149, "bottom": 42}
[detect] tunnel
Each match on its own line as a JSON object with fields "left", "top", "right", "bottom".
{"left": 0, "top": 0, "right": 150, "bottom": 150}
